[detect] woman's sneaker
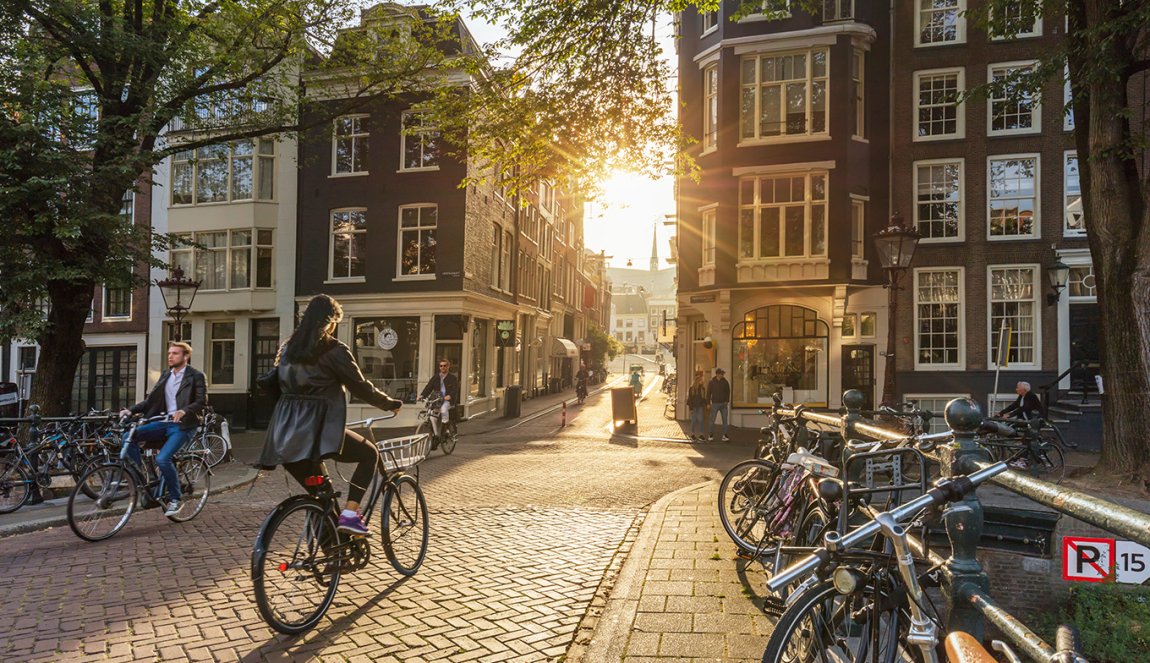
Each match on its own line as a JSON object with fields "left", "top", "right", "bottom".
{"left": 337, "top": 512, "right": 370, "bottom": 536}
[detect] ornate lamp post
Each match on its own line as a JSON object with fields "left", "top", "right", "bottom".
{"left": 874, "top": 213, "right": 921, "bottom": 407}
{"left": 156, "top": 267, "right": 201, "bottom": 341}
{"left": 1046, "top": 258, "right": 1071, "bottom": 305}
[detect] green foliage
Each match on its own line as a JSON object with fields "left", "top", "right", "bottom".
{"left": 586, "top": 324, "right": 621, "bottom": 366}
{"left": 1036, "top": 584, "right": 1150, "bottom": 662}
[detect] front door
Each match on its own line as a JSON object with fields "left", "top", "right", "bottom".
{"left": 1069, "top": 303, "right": 1101, "bottom": 381}
{"left": 249, "top": 318, "right": 280, "bottom": 429}
{"left": 841, "top": 345, "right": 875, "bottom": 410}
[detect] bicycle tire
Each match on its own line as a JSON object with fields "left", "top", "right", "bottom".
{"left": 252, "top": 498, "right": 342, "bottom": 634}
{"left": 718, "top": 459, "right": 788, "bottom": 555}
{"left": 67, "top": 463, "right": 138, "bottom": 542}
{"left": 440, "top": 423, "right": 458, "bottom": 456}
{"left": 381, "top": 474, "right": 429, "bottom": 576}
{"left": 0, "top": 457, "right": 32, "bottom": 514}
{"left": 1032, "top": 442, "right": 1065, "bottom": 484}
{"left": 195, "top": 433, "right": 230, "bottom": 468}
{"left": 166, "top": 457, "right": 211, "bottom": 522}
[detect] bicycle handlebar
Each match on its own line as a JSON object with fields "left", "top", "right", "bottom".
{"left": 346, "top": 411, "right": 399, "bottom": 428}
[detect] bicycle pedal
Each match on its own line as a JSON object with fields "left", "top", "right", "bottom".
{"left": 735, "top": 549, "right": 755, "bottom": 560}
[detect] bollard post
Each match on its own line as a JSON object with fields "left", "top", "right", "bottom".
{"left": 939, "top": 398, "right": 991, "bottom": 640}
{"left": 841, "top": 389, "right": 865, "bottom": 441}
{"left": 561, "top": 400, "right": 566, "bottom": 428}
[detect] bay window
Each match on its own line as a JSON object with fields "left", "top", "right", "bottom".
{"left": 171, "top": 140, "right": 275, "bottom": 205}
{"left": 173, "top": 229, "right": 274, "bottom": 291}
{"left": 739, "top": 49, "right": 828, "bottom": 141}
{"left": 738, "top": 172, "right": 827, "bottom": 260}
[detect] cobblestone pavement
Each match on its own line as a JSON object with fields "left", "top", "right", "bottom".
{"left": 0, "top": 381, "right": 756, "bottom": 662}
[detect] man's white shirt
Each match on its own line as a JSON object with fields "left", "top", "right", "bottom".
{"left": 165, "top": 367, "right": 186, "bottom": 415}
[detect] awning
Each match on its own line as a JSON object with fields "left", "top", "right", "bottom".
{"left": 552, "top": 337, "right": 579, "bottom": 359}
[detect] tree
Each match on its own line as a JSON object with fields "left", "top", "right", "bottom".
{"left": 1, "top": 1, "right": 451, "bottom": 415}
{"left": 587, "top": 324, "right": 622, "bottom": 369}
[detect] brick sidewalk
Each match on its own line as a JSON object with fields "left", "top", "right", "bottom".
{"left": 579, "top": 481, "right": 774, "bottom": 662}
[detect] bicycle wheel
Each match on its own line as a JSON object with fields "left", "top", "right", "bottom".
{"left": 0, "top": 457, "right": 32, "bottom": 514}
{"left": 762, "top": 578, "right": 925, "bottom": 663}
{"left": 439, "top": 422, "right": 458, "bottom": 456}
{"left": 195, "top": 433, "right": 230, "bottom": 468}
{"left": 166, "top": 457, "right": 211, "bottom": 522}
{"left": 252, "top": 498, "right": 342, "bottom": 635}
{"left": 67, "top": 463, "right": 138, "bottom": 542}
{"left": 718, "top": 459, "right": 787, "bottom": 555}
{"left": 1031, "top": 442, "right": 1065, "bottom": 484}
{"left": 381, "top": 474, "right": 429, "bottom": 575}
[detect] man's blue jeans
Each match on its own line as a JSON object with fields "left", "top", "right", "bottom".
{"left": 125, "top": 422, "right": 191, "bottom": 502}
{"left": 708, "top": 402, "right": 730, "bottom": 439}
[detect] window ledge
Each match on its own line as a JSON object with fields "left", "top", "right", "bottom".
{"left": 738, "top": 134, "right": 830, "bottom": 147}
{"left": 324, "top": 277, "right": 366, "bottom": 284}
{"left": 913, "top": 364, "right": 966, "bottom": 372}
{"left": 698, "top": 264, "right": 716, "bottom": 287}
{"left": 398, "top": 166, "right": 441, "bottom": 174}
{"left": 987, "top": 128, "right": 1042, "bottom": 138}
{"left": 329, "top": 172, "right": 369, "bottom": 178}
{"left": 700, "top": 146, "right": 717, "bottom": 157}
{"left": 394, "top": 274, "right": 436, "bottom": 282}
{"left": 919, "top": 237, "right": 966, "bottom": 244}
{"left": 987, "top": 235, "right": 1041, "bottom": 242}
{"left": 851, "top": 136, "right": 869, "bottom": 144}
{"left": 913, "top": 133, "right": 964, "bottom": 143}
{"left": 915, "top": 39, "right": 967, "bottom": 48}
{"left": 101, "top": 316, "right": 132, "bottom": 322}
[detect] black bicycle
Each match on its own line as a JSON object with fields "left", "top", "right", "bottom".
{"left": 416, "top": 396, "right": 461, "bottom": 456}
{"left": 251, "top": 413, "right": 431, "bottom": 634}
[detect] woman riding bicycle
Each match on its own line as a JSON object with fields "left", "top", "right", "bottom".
{"left": 255, "top": 294, "right": 402, "bottom": 536}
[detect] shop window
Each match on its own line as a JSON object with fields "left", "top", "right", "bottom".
{"left": 732, "top": 305, "right": 828, "bottom": 406}
{"left": 353, "top": 317, "right": 420, "bottom": 403}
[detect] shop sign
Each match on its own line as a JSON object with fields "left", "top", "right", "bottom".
{"left": 690, "top": 294, "right": 717, "bottom": 303}
{"left": 495, "top": 320, "right": 516, "bottom": 347}
{"left": 377, "top": 327, "right": 398, "bottom": 350}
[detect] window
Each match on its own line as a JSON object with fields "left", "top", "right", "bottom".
{"left": 739, "top": 49, "right": 828, "bottom": 141}
{"left": 400, "top": 111, "right": 440, "bottom": 171}
{"left": 209, "top": 321, "right": 236, "bottom": 384}
{"left": 471, "top": 319, "right": 488, "bottom": 397}
{"left": 490, "top": 226, "right": 503, "bottom": 287}
{"left": 501, "top": 230, "right": 512, "bottom": 290}
{"left": 914, "top": 69, "right": 964, "bottom": 140}
{"left": 703, "top": 65, "right": 718, "bottom": 152}
{"left": 990, "top": 3, "right": 1041, "bottom": 39}
{"left": 165, "top": 322, "right": 191, "bottom": 346}
{"left": 119, "top": 190, "right": 134, "bottom": 223}
{"left": 333, "top": 115, "right": 369, "bottom": 175}
{"left": 914, "top": 160, "right": 964, "bottom": 240}
{"left": 738, "top": 172, "right": 827, "bottom": 260}
{"left": 255, "top": 229, "right": 274, "bottom": 288}
{"left": 701, "top": 10, "right": 718, "bottom": 34}
{"left": 988, "top": 62, "right": 1040, "bottom": 135}
{"left": 353, "top": 317, "right": 420, "bottom": 404}
{"left": 903, "top": 394, "right": 969, "bottom": 433}
{"left": 732, "top": 305, "right": 829, "bottom": 406}
{"left": 171, "top": 140, "right": 275, "bottom": 204}
{"left": 1067, "top": 265, "right": 1096, "bottom": 299}
{"left": 1064, "top": 151, "right": 1084, "bottom": 235}
{"left": 859, "top": 312, "right": 876, "bottom": 337}
{"left": 824, "top": 0, "right": 853, "bottom": 21}
{"left": 917, "top": 0, "right": 964, "bottom": 46}
{"left": 103, "top": 284, "right": 131, "bottom": 319}
{"left": 851, "top": 200, "right": 865, "bottom": 258}
{"left": 330, "top": 209, "right": 367, "bottom": 280}
{"left": 914, "top": 268, "right": 963, "bottom": 368}
{"left": 701, "top": 207, "right": 717, "bottom": 266}
{"left": 989, "top": 266, "right": 1039, "bottom": 367}
{"left": 398, "top": 204, "right": 438, "bottom": 277}
{"left": 852, "top": 50, "right": 865, "bottom": 138}
{"left": 988, "top": 155, "right": 1039, "bottom": 239}
{"left": 1064, "top": 65, "right": 1075, "bottom": 131}
{"left": 842, "top": 314, "right": 857, "bottom": 337}
{"left": 170, "top": 229, "right": 272, "bottom": 291}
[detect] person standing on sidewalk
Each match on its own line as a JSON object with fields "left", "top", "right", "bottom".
{"left": 707, "top": 367, "right": 731, "bottom": 442}
{"left": 686, "top": 371, "right": 707, "bottom": 442}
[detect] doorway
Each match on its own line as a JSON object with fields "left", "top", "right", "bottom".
{"left": 841, "top": 345, "right": 875, "bottom": 410}
{"left": 248, "top": 318, "right": 280, "bottom": 429}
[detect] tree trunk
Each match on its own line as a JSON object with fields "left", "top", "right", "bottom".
{"left": 29, "top": 279, "right": 96, "bottom": 416}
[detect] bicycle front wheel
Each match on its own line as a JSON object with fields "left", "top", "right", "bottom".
{"left": 440, "top": 422, "right": 458, "bottom": 456}
{"left": 195, "top": 433, "right": 230, "bottom": 467}
{"left": 252, "top": 498, "right": 342, "bottom": 635}
{"left": 382, "top": 474, "right": 429, "bottom": 575}
{"left": 68, "top": 463, "right": 138, "bottom": 542}
{"left": 1032, "top": 442, "right": 1065, "bottom": 484}
{"left": 0, "top": 457, "right": 32, "bottom": 514}
{"left": 166, "top": 457, "right": 211, "bottom": 522}
{"left": 718, "top": 459, "right": 785, "bottom": 555}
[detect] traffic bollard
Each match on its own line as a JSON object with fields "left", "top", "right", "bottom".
{"left": 561, "top": 400, "right": 566, "bottom": 427}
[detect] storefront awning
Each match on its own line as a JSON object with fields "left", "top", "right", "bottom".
{"left": 552, "top": 337, "right": 579, "bottom": 359}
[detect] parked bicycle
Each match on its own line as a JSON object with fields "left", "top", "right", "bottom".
{"left": 186, "top": 405, "right": 231, "bottom": 468}
{"left": 251, "top": 413, "right": 430, "bottom": 634}
{"left": 980, "top": 416, "right": 1066, "bottom": 483}
{"left": 415, "top": 396, "right": 462, "bottom": 456}
{"left": 66, "top": 413, "right": 212, "bottom": 542}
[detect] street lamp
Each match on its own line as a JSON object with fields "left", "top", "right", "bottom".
{"left": 1046, "top": 259, "right": 1070, "bottom": 306}
{"left": 156, "top": 266, "right": 201, "bottom": 341}
{"left": 874, "top": 213, "right": 921, "bottom": 408}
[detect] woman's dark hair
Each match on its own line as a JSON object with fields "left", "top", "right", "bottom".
{"left": 278, "top": 294, "right": 344, "bottom": 364}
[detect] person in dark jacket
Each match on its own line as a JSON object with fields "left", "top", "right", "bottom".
{"left": 707, "top": 367, "right": 731, "bottom": 442}
{"left": 419, "top": 358, "right": 461, "bottom": 448}
{"left": 119, "top": 341, "right": 207, "bottom": 516}
{"left": 686, "top": 370, "right": 708, "bottom": 442}
{"left": 998, "top": 381, "right": 1043, "bottom": 420}
{"left": 256, "top": 294, "right": 402, "bottom": 536}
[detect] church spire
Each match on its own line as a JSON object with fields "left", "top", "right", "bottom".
{"left": 650, "top": 220, "right": 659, "bottom": 272}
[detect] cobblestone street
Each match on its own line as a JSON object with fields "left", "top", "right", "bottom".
{"left": 0, "top": 380, "right": 756, "bottom": 662}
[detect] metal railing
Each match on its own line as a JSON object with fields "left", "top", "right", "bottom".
{"left": 773, "top": 390, "right": 1149, "bottom": 662}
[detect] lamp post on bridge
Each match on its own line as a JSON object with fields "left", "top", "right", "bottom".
{"left": 874, "top": 213, "right": 921, "bottom": 408}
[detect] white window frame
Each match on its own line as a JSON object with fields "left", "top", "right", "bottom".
{"left": 171, "top": 140, "right": 275, "bottom": 205}
{"left": 395, "top": 203, "right": 438, "bottom": 280}
{"left": 208, "top": 320, "right": 237, "bottom": 387}
{"left": 987, "top": 264, "right": 1041, "bottom": 370}
{"left": 328, "top": 208, "right": 368, "bottom": 282}
{"left": 841, "top": 313, "right": 857, "bottom": 338}
{"left": 903, "top": 393, "right": 970, "bottom": 433}
{"left": 1067, "top": 264, "right": 1096, "bottom": 301}
{"left": 399, "top": 110, "right": 441, "bottom": 172}
{"left": 703, "top": 64, "right": 718, "bottom": 154}
{"left": 913, "top": 68, "right": 965, "bottom": 141}
{"left": 1064, "top": 151, "right": 1085, "bottom": 237}
{"left": 913, "top": 267, "right": 965, "bottom": 370}
{"left": 701, "top": 10, "right": 718, "bottom": 35}
{"left": 915, "top": 0, "right": 966, "bottom": 47}
{"left": 824, "top": 0, "right": 854, "bottom": 22}
{"left": 989, "top": 3, "right": 1042, "bottom": 40}
{"left": 987, "top": 154, "right": 1040, "bottom": 241}
{"left": 331, "top": 114, "right": 369, "bottom": 177}
{"left": 738, "top": 172, "right": 829, "bottom": 261}
{"left": 738, "top": 48, "right": 830, "bottom": 144}
{"left": 101, "top": 284, "right": 132, "bottom": 321}
{"left": 859, "top": 312, "right": 877, "bottom": 338}
{"left": 1063, "top": 64, "right": 1075, "bottom": 131}
{"left": 852, "top": 49, "right": 865, "bottom": 139}
{"left": 913, "top": 158, "right": 965, "bottom": 242}
{"left": 987, "top": 61, "right": 1042, "bottom": 136}
{"left": 701, "top": 205, "right": 717, "bottom": 266}
{"left": 851, "top": 199, "right": 866, "bottom": 259}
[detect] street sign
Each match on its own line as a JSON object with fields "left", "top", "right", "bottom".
{"left": 1062, "top": 536, "right": 1150, "bottom": 584}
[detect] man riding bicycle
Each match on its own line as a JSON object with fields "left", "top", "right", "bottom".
{"left": 997, "top": 381, "right": 1044, "bottom": 420}
{"left": 419, "top": 358, "right": 460, "bottom": 448}
{"left": 119, "top": 342, "right": 207, "bottom": 516}
{"left": 575, "top": 361, "right": 589, "bottom": 401}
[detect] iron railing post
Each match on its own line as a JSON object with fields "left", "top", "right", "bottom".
{"left": 939, "top": 398, "right": 991, "bottom": 640}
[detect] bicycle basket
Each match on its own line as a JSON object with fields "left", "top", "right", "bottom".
{"left": 377, "top": 434, "right": 432, "bottom": 472}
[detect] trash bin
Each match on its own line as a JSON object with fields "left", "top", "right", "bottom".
{"left": 504, "top": 385, "right": 522, "bottom": 418}
{"left": 611, "top": 387, "right": 638, "bottom": 429}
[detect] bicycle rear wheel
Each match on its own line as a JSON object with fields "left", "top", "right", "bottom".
{"left": 440, "top": 422, "right": 458, "bottom": 455}
{"left": 381, "top": 474, "right": 429, "bottom": 575}
{"left": 0, "top": 457, "right": 32, "bottom": 514}
{"left": 252, "top": 498, "right": 342, "bottom": 635}
{"left": 718, "top": 459, "right": 786, "bottom": 555}
{"left": 68, "top": 464, "right": 137, "bottom": 542}
{"left": 1032, "top": 443, "right": 1065, "bottom": 484}
{"left": 194, "top": 433, "right": 230, "bottom": 467}
{"left": 166, "top": 457, "right": 211, "bottom": 522}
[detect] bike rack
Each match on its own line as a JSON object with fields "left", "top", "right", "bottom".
{"left": 772, "top": 389, "right": 1147, "bottom": 662}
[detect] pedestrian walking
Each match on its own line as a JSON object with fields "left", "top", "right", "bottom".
{"left": 707, "top": 367, "right": 731, "bottom": 442}
{"left": 630, "top": 368, "right": 643, "bottom": 396}
{"left": 686, "top": 371, "right": 707, "bottom": 442}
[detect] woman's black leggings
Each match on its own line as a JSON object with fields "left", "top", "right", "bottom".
{"left": 283, "top": 429, "right": 379, "bottom": 504}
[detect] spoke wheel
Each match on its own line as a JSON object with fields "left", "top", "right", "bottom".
{"left": 0, "top": 457, "right": 32, "bottom": 514}
{"left": 67, "top": 464, "right": 137, "bottom": 542}
{"left": 166, "top": 457, "right": 211, "bottom": 522}
{"left": 1032, "top": 442, "right": 1065, "bottom": 484}
{"left": 440, "top": 423, "right": 458, "bottom": 456}
{"left": 195, "top": 434, "right": 230, "bottom": 467}
{"left": 252, "top": 500, "right": 341, "bottom": 635}
{"left": 381, "top": 474, "right": 429, "bottom": 575}
{"left": 718, "top": 459, "right": 787, "bottom": 555}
